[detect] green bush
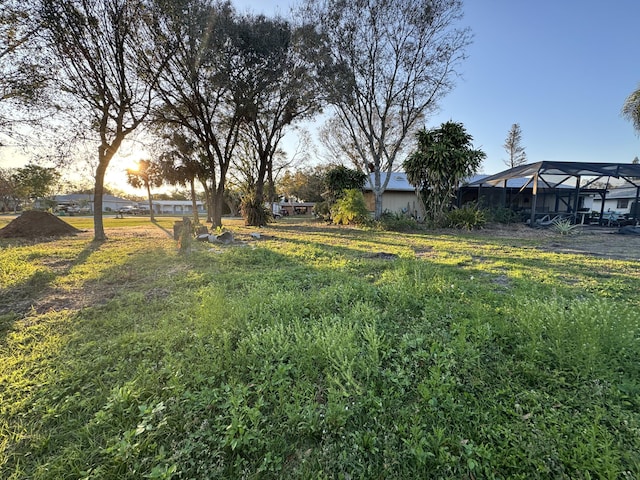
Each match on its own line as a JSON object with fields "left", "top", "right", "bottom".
{"left": 313, "top": 200, "right": 331, "bottom": 221}
{"left": 550, "top": 218, "right": 580, "bottom": 235}
{"left": 444, "top": 202, "right": 486, "bottom": 230}
{"left": 486, "top": 206, "right": 522, "bottom": 224}
{"left": 376, "top": 211, "right": 421, "bottom": 231}
{"left": 331, "top": 189, "right": 370, "bottom": 225}
{"left": 240, "top": 194, "right": 272, "bottom": 227}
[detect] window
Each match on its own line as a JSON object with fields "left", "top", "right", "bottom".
{"left": 617, "top": 199, "right": 629, "bottom": 209}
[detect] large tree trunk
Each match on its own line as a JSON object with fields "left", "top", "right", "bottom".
{"left": 93, "top": 156, "right": 109, "bottom": 241}
{"left": 201, "top": 182, "right": 212, "bottom": 224}
{"left": 211, "top": 186, "right": 224, "bottom": 228}
{"left": 245, "top": 151, "right": 269, "bottom": 226}
{"left": 374, "top": 188, "right": 383, "bottom": 219}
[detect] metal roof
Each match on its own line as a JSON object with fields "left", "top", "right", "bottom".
{"left": 365, "top": 172, "right": 416, "bottom": 191}
{"left": 597, "top": 187, "right": 640, "bottom": 199}
{"left": 469, "top": 161, "right": 640, "bottom": 187}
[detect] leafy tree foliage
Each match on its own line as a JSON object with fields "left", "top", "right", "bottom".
{"left": 403, "top": 121, "right": 485, "bottom": 224}
{"left": 277, "top": 166, "right": 327, "bottom": 203}
{"left": 0, "top": 0, "right": 48, "bottom": 135}
{"left": 323, "top": 165, "right": 367, "bottom": 204}
{"left": 10, "top": 163, "right": 59, "bottom": 208}
{"left": 622, "top": 83, "right": 640, "bottom": 135}
{"left": 301, "top": 0, "right": 471, "bottom": 219}
{"left": 157, "top": 132, "right": 209, "bottom": 224}
{"left": 503, "top": 123, "right": 527, "bottom": 168}
{"left": 232, "top": 15, "right": 323, "bottom": 226}
{"left": 331, "top": 188, "right": 369, "bottom": 225}
{"left": 14, "top": 163, "right": 59, "bottom": 198}
{"left": 126, "top": 160, "right": 164, "bottom": 221}
{"left": 38, "top": 0, "right": 166, "bottom": 240}
{"left": 150, "top": 0, "right": 240, "bottom": 228}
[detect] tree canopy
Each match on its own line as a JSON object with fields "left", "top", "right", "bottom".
{"left": 11, "top": 163, "right": 60, "bottom": 207}
{"left": 0, "top": 0, "right": 48, "bottom": 136}
{"left": 622, "top": 83, "right": 640, "bottom": 135}
{"left": 503, "top": 123, "right": 527, "bottom": 168}
{"left": 301, "top": 0, "right": 471, "bottom": 219}
{"left": 403, "top": 121, "right": 485, "bottom": 223}
{"left": 126, "top": 159, "right": 164, "bottom": 221}
{"left": 38, "top": 0, "right": 166, "bottom": 240}
{"left": 323, "top": 165, "right": 367, "bottom": 204}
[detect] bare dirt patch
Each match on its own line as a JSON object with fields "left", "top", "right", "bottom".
{"left": 475, "top": 223, "right": 640, "bottom": 261}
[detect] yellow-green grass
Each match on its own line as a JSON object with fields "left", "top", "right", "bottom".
{"left": 1, "top": 217, "right": 639, "bottom": 479}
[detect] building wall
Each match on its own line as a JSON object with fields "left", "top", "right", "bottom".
{"left": 364, "top": 191, "right": 425, "bottom": 219}
{"left": 591, "top": 197, "right": 636, "bottom": 215}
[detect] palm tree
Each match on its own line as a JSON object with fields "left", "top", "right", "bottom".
{"left": 622, "top": 84, "right": 640, "bottom": 134}
{"left": 126, "top": 160, "right": 164, "bottom": 222}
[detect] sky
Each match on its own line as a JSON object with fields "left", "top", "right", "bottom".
{"left": 235, "top": 0, "right": 640, "bottom": 175}
{"left": 2, "top": 0, "right": 639, "bottom": 192}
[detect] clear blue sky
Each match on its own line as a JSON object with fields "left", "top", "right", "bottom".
{"left": 234, "top": 0, "right": 640, "bottom": 175}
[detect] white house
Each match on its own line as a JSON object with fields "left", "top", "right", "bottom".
{"left": 590, "top": 186, "right": 640, "bottom": 216}
{"left": 48, "top": 194, "right": 133, "bottom": 213}
{"left": 362, "top": 172, "right": 426, "bottom": 219}
{"left": 43, "top": 195, "right": 207, "bottom": 216}
{"left": 148, "top": 200, "right": 206, "bottom": 215}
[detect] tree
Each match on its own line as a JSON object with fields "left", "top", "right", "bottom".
{"left": 503, "top": 123, "right": 527, "bottom": 168}
{"left": 126, "top": 160, "right": 164, "bottom": 221}
{"left": 231, "top": 15, "right": 323, "bottom": 226}
{"left": 0, "top": 0, "right": 48, "bottom": 135}
{"left": 277, "top": 166, "right": 327, "bottom": 203}
{"left": 622, "top": 83, "right": 640, "bottom": 135}
{"left": 323, "top": 165, "right": 367, "bottom": 204}
{"left": 11, "top": 163, "right": 60, "bottom": 208}
{"left": 301, "top": 0, "right": 471, "bottom": 219}
{"left": 38, "top": 0, "right": 166, "bottom": 241}
{"left": 403, "top": 121, "right": 485, "bottom": 224}
{"left": 150, "top": 0, "right": 242, "bottom": 228}
{"left": 157, "top": 132, "right": 209, "bottom": 225}
{"left": 0, "top": 167, "right": 19, "bottom": 212}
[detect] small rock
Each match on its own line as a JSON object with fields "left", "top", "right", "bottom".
{"left": 216, "top": 231, "right": 234, "bottom": 244}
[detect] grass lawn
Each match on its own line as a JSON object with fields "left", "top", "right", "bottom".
{"left": 1, "top": 215, "right": 639, "bottom": 479}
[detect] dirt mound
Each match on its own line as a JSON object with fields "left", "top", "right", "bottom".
{"left": 0, "top": 211, "right": 83, "bottom": 238}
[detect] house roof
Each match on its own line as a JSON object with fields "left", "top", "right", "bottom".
{"left": 469, "top": 161, "right": 640, "bottom": 187}
{"left": 53, "top": 194, "right": 131, "bottom": 203}
{"left": 464, "top": 174, "right": 575, "bottom": 189}
{"left": 365, "top": 172, "right": 416, "bottom": 192}
{"left": 150, "top": 200, "right": 203, "bottom": 206}
{"left": 597, "top": 186, "right": 640, "bottom": 200}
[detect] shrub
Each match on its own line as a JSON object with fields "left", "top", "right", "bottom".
{"left": 331, "top": 189, "right": 370, "bottom": 225}
{"left": 444, "top": 202, "right": 486, "bottom": 230}
{"left": 551, "top": 218, "right": 580, "bottom": 235}
{"left": 240, "top": 194, "right": 272, "bottom": 227}
{"left": 376, "top": 211, "right": 421, "bottom": 231}
{"left": 313, "top": 201, "right": 331, "bottom": 222}
{"left": 486, "top": 206, "right": 522, "bottom": 224}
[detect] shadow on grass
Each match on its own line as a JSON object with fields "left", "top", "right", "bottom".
{"left": 152, "top": 219, "right": 175, "bottom": 238}
{"left": 0, "top": 238, "right": 113, "bottom": 349}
